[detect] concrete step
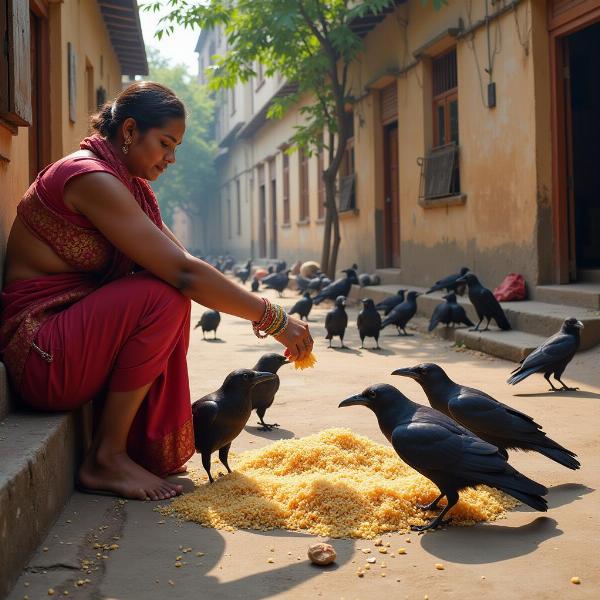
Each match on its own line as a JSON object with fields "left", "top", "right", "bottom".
{"left": 350, "top": 283, "right": 600, "bottom": 361}
{"left": 535, "top": 283, "right": 600, "bottom": 310}
{"left": 0, "top": 407, "right": 89, "bottom": 598}
{"left": 374, "top": 268, "right": 403, "bottom": 285}
{"left": 0, "top": 363, "right": 11, "bottom": 421}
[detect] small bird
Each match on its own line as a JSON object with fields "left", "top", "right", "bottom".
{"left": 235, "top": 259, "right": 252, "bottom": 285}
{"left": 375, "top": 289, "right": 406, "bottom": 316}
{"left": 313, "top": 269, "right": 359, "bottom": 305}
{"left": 288, "top": 292, "right": 313, "bottom": 321}
{"left": 358, "top": 273, "right": 381, "bottom": 287}
{"left": 325, "top": 295, "right": 348, "bottom": 348}
{"left": 339, "top": 384, "right": 547, "bottom": 530}
{"left": 426, "top": 267, "right": 470, "bottom": 295}
{"left": 381, "top": 291, "right": 420, "bottom": 336}
{"left": 428, "top": 293, "right": 474, "bottom": 332}
{"left": 393, "top": 363, "right": 580, "bottom": 469}
{"left": 250, "top": 353, "right": 290, "bottom": 430}
{"left": 275, "top": 260, "right": 287, "bottom": 273}
{"left": 192, "top": 369, "right": 276, "bottom": 483}
{"left": 357, "top": 298, "right": 382, "bottom": 349}
{"left": 295, "top": 273, "right": 311, "bottom": 294}
{"left": 194, "top": 309, "right": 221, "bottom": 339}
{"left": 507, "top": 318, "right": 583, "bottom": 391}
{"left": 222, "top": 256, "right": 235, "bottom": 272}
{"left": 307, "top": 273, "right": 330, "bottom": 294}
{"left": 456, "top": 273, "right": 511, "bottom": 332}
{"left": 251, "top": 277, "right": 260, "bottom": 292}
{"left": 262, "top": 269, "right": 291, "bottom": 297}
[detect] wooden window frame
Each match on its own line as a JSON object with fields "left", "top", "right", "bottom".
{"left": 317, "top": 149, "right": 325, "bottom": 219}
{"left": 298, "top": 149, "right": 310, "bottom": 222}
{"left": 282, "top": 152, "right": 290, "bottom": 225}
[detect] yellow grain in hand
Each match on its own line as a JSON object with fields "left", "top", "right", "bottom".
{"left": 293, "top": 352, "right": 317, "bottom": 370}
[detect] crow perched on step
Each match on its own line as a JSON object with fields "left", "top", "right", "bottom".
{"left": 357, "top": 298, "right": 382, "bottom": 349}
{"left": 288, "top": 292, "right": 313, "bottom": 321}
{"left": 313, "top": 269, "right": 359, "bottom": 305}
{"left": 375, "top": 289, "right": 406, "bottom": 316}
{"left": 325, "top": 295, "right": 348, "bottom": 348}
{"left": 339, "top": 384, "right": 547, "bottom": 530}
{"left": 394, "top": 363, "right": 580, "bottom": 469}
{"left": 428, "top": 293, "right": 474, "bottom": 331}
{"left": 192, "top": 369, "right": 276, "bottom": 483}
{"left": 456, "top": 273, "right": 511, "bottom": 331}
{"left": 507, "top": 318, "right": 583, "bottom": 391}
{"left": 426, "top": 267, "right": 470, "bottom": 295}
{"left": 381, "top": 291, "right": 420, "bottom": 336}
{"left": 194, "top": 310, "right": 221, "bottom": 339}
{"left": 250, "top": 353, "right": 290, "bottom": 430}
{"left": 358, "top": 273, "right": 381, "bottom": 287}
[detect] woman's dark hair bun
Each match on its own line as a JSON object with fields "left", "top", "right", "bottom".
{"left": 90, "top": 81, "right": 185, "bottom": 139}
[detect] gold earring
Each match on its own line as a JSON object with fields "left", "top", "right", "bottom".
{"left": 122, "top": 138, "right": 132, "bottom": 155}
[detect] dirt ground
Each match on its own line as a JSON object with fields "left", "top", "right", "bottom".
{"left": 7, "top": 287, "right": 600, "bottom": 600}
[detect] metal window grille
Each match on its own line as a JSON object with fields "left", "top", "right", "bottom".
{"left": 417, "top": 143, "right": 459, "bottom": 200}
{"left": 432, "top": 49, "right": 457, "bottom": 96}
{"left": 338, "top": 173, "right": 356, "bottom": 212}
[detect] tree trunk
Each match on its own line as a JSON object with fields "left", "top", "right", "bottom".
{"left": 322, "top": 172, "right": 340, "bottom": 279}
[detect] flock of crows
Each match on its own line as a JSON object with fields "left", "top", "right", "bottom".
{"left": 192, "top": 255, "right": 584, "bottom": 531}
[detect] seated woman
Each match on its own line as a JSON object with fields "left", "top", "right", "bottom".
{"left": 0, "top": 81, "right": 312, "bottom": 502}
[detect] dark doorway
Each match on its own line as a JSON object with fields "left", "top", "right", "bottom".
{"left": 258, "top": 184, "right": 267, "bottom": 258}
{"left": 383, "top": 123, "right": 400, "bottom": 268}
{"left": 567, "top": 21, "right": 600, "bottom": 271}
{"left": 270, "top": 176, "right": 277, "bottom": 258}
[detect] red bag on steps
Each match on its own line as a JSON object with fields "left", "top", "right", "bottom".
{"left": 493, "top": 273, "right": 527, "bottom": 301}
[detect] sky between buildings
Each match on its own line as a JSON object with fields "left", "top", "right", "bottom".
{"left": 138, "top": 5, "right": 200, "bottom": 77}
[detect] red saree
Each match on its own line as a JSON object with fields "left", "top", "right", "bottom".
{"left": 0, "top": 135, "right": 194, "bottom": 476}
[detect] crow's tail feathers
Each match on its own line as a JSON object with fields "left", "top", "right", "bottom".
{"left": 535, "top": 444, "right": 580, "bottom": 470}
{"left": 495, "top": 311, "right": 512, "bottom": 331}
{"left": 506, "top": 367, "right": 537, "bottom": 385}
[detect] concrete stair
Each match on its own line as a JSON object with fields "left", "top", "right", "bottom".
{"left": 0, "top": 362, "right": 88, "bottom": 598}
{"left": 350, "top": 281, "right": 600, "bottom": 363}
{"left": 535, "top": 283, "right": 600, "bottom": 310}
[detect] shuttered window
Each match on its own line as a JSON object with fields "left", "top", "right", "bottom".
{"left": 299, "top": 149, "right": 309, "bottom": 221}
{"left": 380, "top": 83, "right": 398, "bottom": 124}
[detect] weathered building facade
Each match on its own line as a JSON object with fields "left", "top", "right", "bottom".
{"left": 196, "top": 0, "right": 599, "bottom": 292}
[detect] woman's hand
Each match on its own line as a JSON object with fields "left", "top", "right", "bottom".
{"left": 274, "top": 315, "right": 313, "bottom": 362}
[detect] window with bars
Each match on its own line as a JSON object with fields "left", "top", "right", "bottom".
{"left": 317, "top": 149, "right": 326, "bottom": 219}
{"left": 282, "top": 152, "right": 290, "bottom": 224}
{"left": 423, "top": 48, "right": 460, "bottom": 197}
{"left": 338, "top": 112, "right": 356, "bottom": 211}
{"left": 299, "top": 149, "right": 310, "bottom": 221}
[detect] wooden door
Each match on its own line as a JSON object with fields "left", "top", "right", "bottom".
{"left": 383, "top": 123, "right": 400, "bottom": 267}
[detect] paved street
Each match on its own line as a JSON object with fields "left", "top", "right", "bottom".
{"left": 8, "top": 287, "right": 600, "bottom": 600}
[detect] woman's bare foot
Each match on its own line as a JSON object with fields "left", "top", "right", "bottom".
{"left": 78, "top": 447, "right": 183, "bottom": 501}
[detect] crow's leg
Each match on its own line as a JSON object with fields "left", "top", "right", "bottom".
{"left": 411, "top": 491, "right": 458, "bottom": 531}
{"left": 360, "top": 337, "right": 365, "bottom": 349}
{"left": 201, "top": 452, "right": 214, "bottom": 484}
{"left": 544, "top": 372, "right": 561, "bottom": 391}
{"left": 219, "top": 443, "right": 232, "bottom": 473}
{"left": 256, "top": 408, "right": 274, "bottom": 430}
{"left": 556, "top": 376, "right": 579, "bottom": 392}
{"left": 396, "top": 326, "right": 402, "bottom": 336}
{"left": 469, "top": 318, "right": 483, "bottom": 332}
{"left": 202, "top": 331, "right": 206, "bottom": 340}
{"left": 401, "top": 327, "right": 414, "bottom": 336}
{"left": 328, "top": 338, "right": 332, "bottom": 348}
{"left": 481, "top": 317, "right": 491, "bottom": 332}
{"left": 374, "top": 337, "right": 380, "bottom": 350}
{"left": 214, "top": 330, "right": 217, "bottom": 339}
{"left": 417, "top": 493, "right": 445, "bottom": 511}
{"left": 339, "top": 336, "right": 347, "bottom": 349}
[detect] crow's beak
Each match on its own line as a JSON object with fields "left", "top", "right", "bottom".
{"left": 252, "top": 371, "right": 277, "bottom": 385}
{"left": 338, "top": 394, "right": 369, "bottom": 408}
{"left": 282, "top": 359, "right": 291, "bottom": 365}
{"left": 576, "top": 320, "right": 584, "bottom": 329}
{"left": 391, "top": 367, "right": 419, "bottom": 379}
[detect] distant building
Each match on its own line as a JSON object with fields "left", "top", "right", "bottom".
{"left": 196, "top": 0, "right": 599, "bottom": 291}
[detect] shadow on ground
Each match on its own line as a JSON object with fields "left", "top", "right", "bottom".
{"left": 419, "top": 516, "right": 561, "bottom": 563}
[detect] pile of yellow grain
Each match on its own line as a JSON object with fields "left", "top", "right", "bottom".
{"left": 160, "top": 428, "right": 518, "bottom": 538}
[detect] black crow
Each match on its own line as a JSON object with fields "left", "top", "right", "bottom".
{"left": 313, "top": 269, "right": 359, "bottom": 305}
{"left": 235, "top": 259, "right": 253, "bottom": 285}
{"left": 381, "top": 291, "right": 420, "bottom": 335}
{"left": 358, "top": 273, "right": 381, "bottom": 287}
{"left": 375, "top": 289, "right": 406, "bottom": 316}
{"left": 262, "top": 269, "right": 291, "bottom": 297}
{"left": 251, "top": 277, "right": 260, "bottom": 292}
{"left": 325, "top": 295, "right": 348, "bottom": 348}
{"left": 192, "top": 369, "right": 276, "bottom": 483}
{"left": 357, "top": 298, "right": 382, "bottom": 349}
{"left": 428, "top": 293, "right": 474, "bottom": 331}
{"left": 275, "top": 260, "right": 287, "bottom": 273}
{"left": 194, "top": 309, "right": 221, "bottom": 339}
{"left": 393, "top": 363, "right": 580, "bottom": 469}
{"left": 295, "top": 273, "right": 311, "bottom": 294}
{"left": 288, "top": 292, "right": 313, "bottom": 321}
{"left": 339, "top": 384, "right": 547, "bottom": 530}
{"left": 307, "top": 273, "right": 331, "bottom": 294}
{"left": 456, "top": 273, "right": 511, "bottom": 331}
{"left": 507, "top": 318, "right": 583, "bottom": 391}
{"left": 426, "top": 267, "right": 470, "bottom": 295}
{"left": 250, "top": 353, "right": 289, "bottom": 430}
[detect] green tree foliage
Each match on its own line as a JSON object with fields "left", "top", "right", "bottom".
{"left": 146, "top": 48, "right": 218, "bottom": 228}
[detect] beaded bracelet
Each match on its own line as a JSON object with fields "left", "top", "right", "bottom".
{"left": 252, "top": 298, "right": 289, "bottom": 338}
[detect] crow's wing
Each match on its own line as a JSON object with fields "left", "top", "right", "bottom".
{"left": 191, "top": 399, "right": 219, "bottom": 436}
{"left": 519, "top": 333, "right": 578, "bottom": 372}
{"left": 448, "top": 389, "right": 542, "bottom": 441}
{"left": 428, "top": 302, "right": 450, "bottom": 331}
{"left": 391, "top": 421, "right": 503, "bottom": 477}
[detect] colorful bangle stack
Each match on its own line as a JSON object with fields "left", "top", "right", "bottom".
{"left": 252, "top": 297, "right": 289, "bottom": 339}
